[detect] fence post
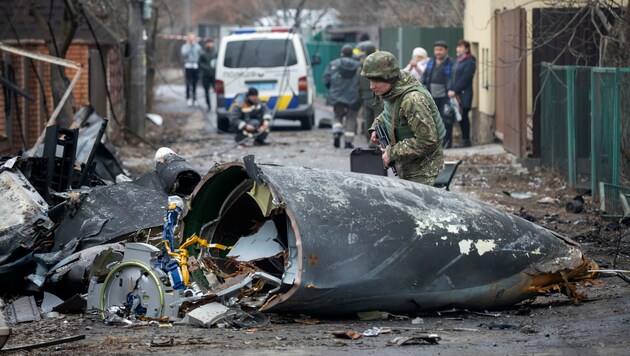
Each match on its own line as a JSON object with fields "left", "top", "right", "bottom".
{"left": 566, "top": 66, "right": 576, "bottom": 188}
{"left": 590, "top": 69, "right": 598, "bottom": 196}
{"left": 612, "top": 68, "right": 620, "bottom": 185}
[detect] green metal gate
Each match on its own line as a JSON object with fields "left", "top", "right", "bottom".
{"left": 539, "top": 63, "right": 628, "bottom": 195}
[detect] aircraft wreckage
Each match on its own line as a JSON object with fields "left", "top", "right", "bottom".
{"left": 87, "top": 155, "right": 598, "bottom": 319}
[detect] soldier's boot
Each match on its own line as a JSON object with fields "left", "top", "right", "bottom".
{"left": 333, "top": 133, "right": 341, "bottom": 148}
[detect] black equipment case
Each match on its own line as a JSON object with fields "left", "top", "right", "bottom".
{"left": 350, "top": 147, "right": 462, "bottom": 191}
{"left": 350, "top": 148, "right": 387, "bottom": 176}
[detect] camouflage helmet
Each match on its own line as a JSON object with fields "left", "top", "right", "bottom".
{"left": 360, "top": 51, "right": 400, "bottom": 82}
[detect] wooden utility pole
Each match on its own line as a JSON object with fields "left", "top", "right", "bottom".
{"left": 184, "top": 0, "right": 191, "bottom": 33}
{"left": 127, "top": 0, "right": 146, "bottom": 139}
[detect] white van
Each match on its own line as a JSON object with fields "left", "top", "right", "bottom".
{"left": 215, "top": 27, "right": 318, "bottom": 131}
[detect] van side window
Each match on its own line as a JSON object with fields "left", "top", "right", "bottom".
{"left": 224, "top": 39, "right": 297, "bottom": 68}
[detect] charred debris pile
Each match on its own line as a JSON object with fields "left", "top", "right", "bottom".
{"left": 1, "top": 115, "right": 602, "bottom": 335}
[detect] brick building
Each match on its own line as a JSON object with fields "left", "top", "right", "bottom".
{"left": 0, "top": 1, "right": 124, "bottom": 155}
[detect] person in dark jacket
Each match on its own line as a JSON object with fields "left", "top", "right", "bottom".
{"left": 229, "top": 87, "right": 271, "bottom": 146}
{"left": 421, "top": 40, "right": 454, "bottom": 148}
{"left": 448, "top": 39, "right": 477, "bottom": 147}
{"left": 198, "top": 38, "right": 217, "bottom": 112}
{"left": 324, "top": 44, "right": 361, "bottom": 149}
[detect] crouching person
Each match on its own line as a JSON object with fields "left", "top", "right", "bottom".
{"left": 229, "top": 87, "right": 271, "bottom": 146}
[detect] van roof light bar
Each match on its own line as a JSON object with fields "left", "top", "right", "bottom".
{"left": 232, "top": 27, "right": 291, "bottom": 35}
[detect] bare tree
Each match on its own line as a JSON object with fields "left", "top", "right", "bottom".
{"left": 29, "top": 0, "right": 82, "bottom": 128}
{"left": 331, "top": 0, "right": 464, "bottom": 27}
{"left": 185, "top": 0, "right": 463, "bottom": 28}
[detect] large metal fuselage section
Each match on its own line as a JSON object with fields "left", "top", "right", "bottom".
{"left": 186, "top": 161, "right": 588, "bottom": 315}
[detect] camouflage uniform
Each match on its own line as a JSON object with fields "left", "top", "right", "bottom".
{"left": 362, "top": 51, "right": 445, "bottom": 186}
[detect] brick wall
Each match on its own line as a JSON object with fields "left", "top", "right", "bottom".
{"left": 0, "top": 42, "right": 125, "bottom": 154}
{"left": 0, "top": 51, "right": 30, "bottom": 153}
{"left": 65, "top": 45, "right": 90, "bottom": 109}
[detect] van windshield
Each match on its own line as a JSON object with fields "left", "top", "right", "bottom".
{"left": 224, "top": 39, "right": 297, "bottom": 68}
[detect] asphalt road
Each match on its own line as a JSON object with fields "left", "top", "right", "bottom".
{"left": 4, "top": 83, "right": 628, "bottom": 355}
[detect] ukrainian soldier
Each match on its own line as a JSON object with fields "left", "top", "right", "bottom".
{"left": 361, "top": 51, "right": 445, "bottom": 185}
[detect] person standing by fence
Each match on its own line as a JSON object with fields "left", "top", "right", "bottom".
{"left": 403, "top": 47, "right": 429, "bottom": 82}
{"left": 181, "top": 32, "right": 203, "bottom": 107}
{"left": 449, "top": 39, "right": 476, "bottom": 147}
{"left": 421, "top": 40, "right": 454, "bottom": 148}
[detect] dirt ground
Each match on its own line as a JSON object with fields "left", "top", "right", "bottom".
{"left": 3, "top": 84, "right": 629, "bottom": 355}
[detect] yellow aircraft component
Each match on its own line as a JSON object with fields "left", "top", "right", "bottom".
{"left": 161, "top": 234, "right": 232, "bottom": 287}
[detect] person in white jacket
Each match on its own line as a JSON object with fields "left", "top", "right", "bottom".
{"left": 181, "top": 32, "right": 203, "bottom": 106}
{"left": 403, "top": 47, "right": 429, "bottom": 82}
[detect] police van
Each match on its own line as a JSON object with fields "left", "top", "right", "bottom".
{"left": 215, "top": 27, "right": 318, "bottom": 131}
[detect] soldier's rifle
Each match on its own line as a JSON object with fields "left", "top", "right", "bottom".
{"left": 375, "top": 124, "right": 398, "bottom": 176}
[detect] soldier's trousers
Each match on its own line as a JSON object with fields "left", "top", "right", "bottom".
{"left": 333, "top": 103, "right": 358, "bottom": 144}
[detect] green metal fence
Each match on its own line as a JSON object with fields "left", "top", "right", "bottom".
{"left": 305, "top": 26, "right": 463, "bottom": 97}
{"left": 306, "top": 41, "right": 345, "bottom": 97}
{"left": 539, "top": 62, "right": 628, "bottom": 195}
{"left": 380, "top": 26, "right": 463, "bottom": 65}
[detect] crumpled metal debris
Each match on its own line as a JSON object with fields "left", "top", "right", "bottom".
{"left": 5, "top": 296, "right": 40, "bottom": 324}
{"left": 43, "top": 243, "right": 125, "bottom": 298}
{"left": 149, "top": 336, "right": 174, "bottom": 347}
{"left": 0, "top": 143, "right": 200, "bottom": 299}
{"left": 41, "top": 292, "right": 64, "bottom": 313}
{"left": 0, "top": 168, "right": 53, "bottom": 267}
{"left": 389, "top": 334, "right": 440, "bottom": 345}
{"left": 185, "top": 302, "right": 231, "bottom": 328}
{"left": 479, "top": 322, "right": 520, "bottom": 330}
{"left": 357, "top": 311, "right": 408, "bottom": 321}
